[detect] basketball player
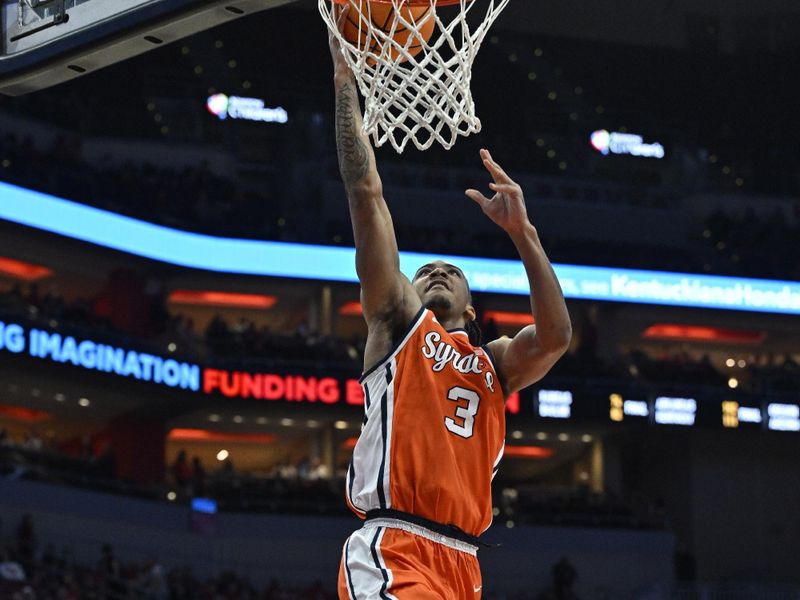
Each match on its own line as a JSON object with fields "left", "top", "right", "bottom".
{"left": 329, "top": 9, "right": 572, "bottom": 598}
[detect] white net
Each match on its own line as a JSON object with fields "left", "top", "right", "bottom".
{"left": 319, "top": 0, "right": 509, "bottom": 153}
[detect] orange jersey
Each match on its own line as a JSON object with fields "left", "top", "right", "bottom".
{"left": 345, "top": 308, "right": 506, "bottom": 536}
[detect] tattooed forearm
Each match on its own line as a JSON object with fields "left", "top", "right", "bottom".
{"left": 335, "top": 82, "right": 370, "bottom": 186}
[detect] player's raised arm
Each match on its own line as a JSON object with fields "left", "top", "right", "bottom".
{"left": 329, "top": 9, "right": 420, "bottom": 359}
{"left": 466, "top": 149, "right": 573, "bottom": 395}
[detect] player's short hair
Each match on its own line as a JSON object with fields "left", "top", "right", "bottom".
{"left": 414, "top": 261, "right": 482, "bottom": 346}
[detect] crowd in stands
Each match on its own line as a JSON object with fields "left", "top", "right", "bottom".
{"left": 203, "top": 314, "right": 362, "bottom": 369}
{"left": 0, "top": 430, "right": 342, "bottom": 512}
{"left": 507, "top": 485, "right": 667, "bottom": 531}
{"left": 1, "top": 428, "right": 667, "bottom": 533}
{"left": 698, "top": 207, "right": 800, "bottom": 281}
{"left": 167, "top": 450, "right": 343, "bottom": 515}
{"left": 3, "top": 279, "right": 800, "bottom": 396}
{"left": 0, "top": 512, "right": 593, "bottom": 599}
{"left": 0, "top": 514, "right": 336, "bottom": 599}
{"left": 526, "top": 33, "right": 800, "bottom": 196}
{"left": 0, "top": 132, "right": 280, "bottom": 240}
{"left": 0, "top": 282, "right": 363, "bottom": 370}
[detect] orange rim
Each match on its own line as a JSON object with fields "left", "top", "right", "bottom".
{"left": 331, "top": 0, "right": 466, "bottom": 6}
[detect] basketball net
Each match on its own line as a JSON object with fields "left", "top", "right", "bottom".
{"left": 320, "top": 0, "right": 509, "bottom": 153}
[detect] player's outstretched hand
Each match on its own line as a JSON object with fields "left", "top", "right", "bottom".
{"left": 466, "top": 149, "right": 531, "bottom": 234}
{"left": 328, "top": 4, "right": 352, "bottom": 80}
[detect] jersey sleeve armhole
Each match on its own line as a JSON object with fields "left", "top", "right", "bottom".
{"left": 481, "top": 343, "right": 498, "bottom": 373}
{"left": 359, "top": 307, "right": 427, "bottom": 383}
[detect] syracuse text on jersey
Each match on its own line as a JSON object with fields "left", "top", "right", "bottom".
{"left": 421, "top": 331, "right": 486, "bottom": 374}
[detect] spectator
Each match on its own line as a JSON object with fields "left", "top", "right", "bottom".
{"left": 537, "top": 556, "right": 579, "bottom": 600}
{"left": 21, "top": 430, "right": 42, "bottom": 452}
{"left": 0, "top": 428, "right": 12, "bottom": 447}
{"left": 100, "top": 543, "right": 127, "bottom": 598}
{"left": 191, "top": 456, "right": 207, "bottom": 498}
{"left": 15, "top": 514, "right": 36, "bottom": 575}
{"left": 40, "top": 284, "right": 65, "bottom": 320}
{"left": 0, "top": 546, "right": 27, "bottom": 597}
{"left": 308, "top": 457, "right": 330, "bottom": 481}
{"left": 576, "top": 306, "right": 598, "bottom": 361}
{"left": 170, "top": 450, "right": 192, "bottom": 492}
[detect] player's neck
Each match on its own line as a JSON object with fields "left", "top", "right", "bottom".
{"left": 432, "top": 311, "right": 464, "bottom": 332}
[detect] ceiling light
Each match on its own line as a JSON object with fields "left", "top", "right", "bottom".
{"left": 168, "top": 290, "right": 277, "bottom": 309}
{"left": 483, "top": 311, "right": 535, "bottom": 326}
{"left": 0, "top": 257, "right": 53, "bottom": 281}
{"left": 339, "top": 301, "right": 363, "bottom": 316}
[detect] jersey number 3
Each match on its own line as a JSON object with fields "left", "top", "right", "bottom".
{"left": 444, "top": 386, "right": 480, "bottom": 438}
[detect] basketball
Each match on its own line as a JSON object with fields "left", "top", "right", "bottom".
{"left": 341, "top": 1, "right": 435, "bottom": 62}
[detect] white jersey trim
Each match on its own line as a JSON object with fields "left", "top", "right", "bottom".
{"left": 349, "top": 309, "right": 427, "bottom": 516}
{"left": 342, "top": 527, "right": 399, "bottom": 600}
{"left": 492, "top": 442, "right": 505, "bottom": 475}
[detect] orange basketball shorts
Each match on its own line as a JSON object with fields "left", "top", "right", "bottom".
{"left": 338, "top": 519, "right": 483, "bottom": 599}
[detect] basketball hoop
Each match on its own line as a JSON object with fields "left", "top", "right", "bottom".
{"left": 320, "top": 0, "right": 509, "bottom": 153}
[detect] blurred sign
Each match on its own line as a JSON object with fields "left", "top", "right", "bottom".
{"left": 591, "top": 129, "right": 665, "bottom": 159}
{"left": 767, "top": 403, "right": 800, "bottom": 431}
{"left": 207, "top": 93, "right": 288, "bottom": 123}
{"left": 190, "top": 497, "right": 217, "bottom": 535}
{"left": 203, "top": 368, "right": 349, "bottom": 404}
{"left": 191, "top": 497, "right": 218, "bottom": 514}
{"left": 722, "top": 400, "right": 739, "bottom": 428}
{"left": 537, "top": 389, "right": 573, "bottom": 418}
{"left": 654, "top": 396, "right": 697, "bottom": 426}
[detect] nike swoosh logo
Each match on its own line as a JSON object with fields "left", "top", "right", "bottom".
{"left": 474, "top": 586, "right": 482, "bottom": 593}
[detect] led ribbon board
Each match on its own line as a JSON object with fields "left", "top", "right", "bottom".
{"left": 1, "top": 319, "right": 795, "bottom": 428}
{"left": 2, "top": 181, "right": 800, "bottom": 315}
{"left": 0, "top": 320, "right": 200, "bottom": 391}
{"left": 1, "top": 318, "right": 522, "bottom": 413}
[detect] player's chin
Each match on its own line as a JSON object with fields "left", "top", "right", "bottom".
{"left": 423, "top": 294, "right": 452, "bottom": 311}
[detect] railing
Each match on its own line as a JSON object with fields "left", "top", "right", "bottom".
{"left": 666, "top": 583, "right": 800, "bottom": 600}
